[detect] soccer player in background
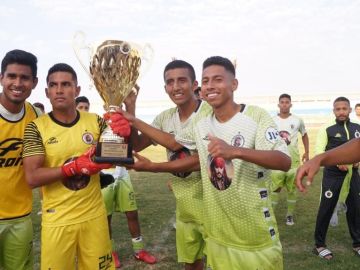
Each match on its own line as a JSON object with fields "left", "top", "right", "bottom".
{"left": 22, "top": 63, "right": 121, "bottom": 269}
{"left": 122, "top": 60, "right": 206, "bottom": 270}
{"left": 0, "top": 49, "right": 39, "bottom": 270}
{"left": 302, "top": 97, "right": 360, "bottom": 260}
{"left": 75, "top": 95, "right": 156, "bottom": 268}
{"left": 33, "top": 102, "right": 45, "bottom": 113}
{"left": 354, "top": 103, "right": 360, "bottom": 123}
{"left": 271, "top": 93, "right": 309, "bottom": 225}
{"left": 124, "top": 56, "right": 291, "bottom": 270}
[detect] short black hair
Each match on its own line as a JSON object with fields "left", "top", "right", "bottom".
{"left": 33, "top": 102, "right": 45, "bottom": 112}
{"left": 202, "top": 56, "right": 235, "bottom": 76}
{"left": 46, "top": 63, "right": 77, "bottom": 84}
{"left": 1, "top": 49, "right": 38, "bottom": 78}
{"left": 355, "top": 103, "right": 360, "bottom": 108}
{"left": 163, "top": 60, "right": 196, "bottom": 83}
{"left": 333, "top": 96, "right": 350, "bottom": 105}
{"left": 75, "top": 96, "right": 90, "bottom": 105}
{"left": 279, "top": 93, "right": 291, "bottom": 101}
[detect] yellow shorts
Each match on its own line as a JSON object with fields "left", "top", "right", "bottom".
{"left": 102, "top": 176, "right": 137, "bottom": 215}
{"left": 176, "top": 218, "right": 205, "bottom": 263}
{"left": 41, "top": 214, "right": 114, "bottom": 270}
{"left": 205, "top": 239, "right": 283, "bottom": 270}
{"left": 271, "top": 168, "right": 297, "bottom": 193}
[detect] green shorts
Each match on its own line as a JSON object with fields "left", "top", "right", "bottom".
{"left": 205, "top": 238, "right": 283, "bottom": 270}
{"left": 102, "top": 173, "right": 137, "bottom": 215}
{"left": 271, "top": 168, "right": 297, "bottom": 193}
{"left": 176, "top": 217, "right": 205, "bottom": 263}
{"left": 0, "top": 215, "right": 33, "bottom": 270}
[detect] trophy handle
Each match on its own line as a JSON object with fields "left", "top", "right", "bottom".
{"left": 138, "top": 43, "right": 154, "bottom": 81}
{"left": 72, "top": 31, "right": 93, "bottom": 78}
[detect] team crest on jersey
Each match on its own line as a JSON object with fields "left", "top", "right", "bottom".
{"left": 355, "top": 130, "right": 360, "bottom": 138}
{"left": 265, "top": 127, "right": 280, "bottom": 144}
{"left": 169, "top": 148, "right": 192, "bottom": 178}
{"left": 231, "top": 133, "right": 245, "bottom": 147}
{"left": 207, "top": 155, "right": 234, "bottom": 191}
{"left": 82, "top": 132, "right": 94, "bottom": 144}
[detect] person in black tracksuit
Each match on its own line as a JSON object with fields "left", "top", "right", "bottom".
{"left": 314, "top": 96, "right": 360, "bottom": 258}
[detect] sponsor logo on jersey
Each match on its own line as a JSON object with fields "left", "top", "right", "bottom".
{"left": 335, "top": 133, "right": 342, "bottom": 138}
{"left": 265, "top": 127, "right": 280, "bottom": 144}
{"left": 269, "top": 227, "right": 276, "bottom": 239}
{"left": 82, "top": 132, "right": 94, "bottom": 144}
{"left": 257, "top": 171, "right": 264, "bottom": 179}
{"left": 279, "top": 130, "right": 291, "bottom": 145}
{"left": 0, "top": 138, "right": 23, "bottom": 168}
{"left": 46, "top": 137, "right": 59, "bottom": 145}
{"left": 259, "top": 188, "right": 268, "bottom": 200}
{"left": 231, "top": 133, "right": 245, "bottom": 147}
{"left": 263, "top": 207, "right": 271, "bottom": 221}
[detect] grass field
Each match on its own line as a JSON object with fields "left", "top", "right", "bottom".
{"left": 30, "top": 132, "right": 360, "bottom": 269}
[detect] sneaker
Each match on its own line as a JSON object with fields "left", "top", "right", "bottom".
{"left": 112, "top": 251, "right": 121, "bottom": 268}
{"left": 134, "top": 250, "right": 157, "bottom": 264}
{"left": 286, "top": 215, "right": 294, "bottom": 226}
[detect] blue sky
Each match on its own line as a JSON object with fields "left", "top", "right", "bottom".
{"left": 1, "top": 0, "right": 359, "bottom": 113}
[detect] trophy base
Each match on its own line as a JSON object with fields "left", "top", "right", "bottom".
{"left": 94, "top": 140, "right": 134, "bottom": 165}
{"left": 94, "top": 156, "right": 134, "bottom": 165}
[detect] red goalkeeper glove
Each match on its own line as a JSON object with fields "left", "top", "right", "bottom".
{"left": 61, "top": 147, "right": 112, "bottom": 177}
{"left": 103, "top": 112, "right": 131, "bottom": 137}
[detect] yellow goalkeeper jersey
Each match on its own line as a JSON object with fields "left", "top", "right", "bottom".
{"left": 23, "top": 111, "right": 107, "bottom": 227}
{"left": 0, "top": 102, "right": 39, "bottom": 219}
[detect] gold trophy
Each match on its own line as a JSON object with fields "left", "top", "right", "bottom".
{"left": 73, "top": 32, "right": 153, "bottom": 164}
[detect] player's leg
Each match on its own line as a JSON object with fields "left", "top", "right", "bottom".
{"left": 345, "top": 170, "right": 360, "bottom": 252}
{"left": 205, "top": 238, "right": 283, "bottom": 270}
{"left": 77, "top": 214, "right": 114, "bottom": 270}
{"left": 314, "top": 171, "right": 344, "bottom": 258}
{"left": 101, "top": 182, "right": 120, "bottom": 268}
{"left": 285, "top": 168, "right": 297, "bottom": 225}
{"left": 270, "top": 170, "right": 285, "bottom": 209}
{"left": 41, "top": 224, "right": 77, "bottom": 270}
{"left": 0, "top": 215, "right": 33, "bottom": 270}
{"left": 116, "top": 175, "right": 156, "bottom": 264}
{"left": 176, "top": 217, "right": 205, "bottom": 270}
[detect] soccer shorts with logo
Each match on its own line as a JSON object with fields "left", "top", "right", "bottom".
{"left": 205, "top": 238, "right": 283, "bottom": 270}
{"left": 41, "top": 214, "right": 114, "bottom": 270}
{"left": 271, "top": 168, "right": 297, "bottom": 193}
{"left": 176, "top": 215, "right": 205, "bottom": 263}
{"left": 0, "top": 215, "right": 33, "bottom": 270}
{"left": 102, "top": 174, "right": 137, "bottom": 215}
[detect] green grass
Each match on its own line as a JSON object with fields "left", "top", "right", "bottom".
{"left": 30, "top": 131, "right": 360, "bottom": 269}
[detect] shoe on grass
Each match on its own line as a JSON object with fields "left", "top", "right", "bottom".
{"left": 286, "top": 215, "right": 294, "bottom": 226}
{"left": 134, "top": 250, "right": 157, "bottom": 264}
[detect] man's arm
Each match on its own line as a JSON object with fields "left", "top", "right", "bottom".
{"left": 23, "top": 155, "right": 64, "bottom": 188}
{"left": 126, "top": 152, "right": 200, "bottom": 173}
{"left": 296, "top": 138, "right": 360, "bottom": 192}
{"left": 207, "top": 135, "right": 291, "bottom": 171}
{"left": 301, "top": 133, "right": 310, "bottom": 162}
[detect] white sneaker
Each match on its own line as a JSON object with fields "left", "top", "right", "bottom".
{"left": 286, "top": 215, "right": 294, "bottom": 226}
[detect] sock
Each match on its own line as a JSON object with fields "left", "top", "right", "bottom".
{"left": 132, "top": 236, "right": 144, "bottom": 253}
{"left": 271, "top": 192, "right": 279, "bottom": 208}
{"left": 287, "top": 191, "right": 296, "bottom": 216}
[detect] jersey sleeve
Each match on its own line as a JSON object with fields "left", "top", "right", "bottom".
{"left": 298, "top": 117, "right": 307, "bottom": 136}
{"left": 151, "top": 113, "right": 163, "bottom": 130}
{"left": 23, "top": 121, "right": 45, "bottom": 157}
{"left": 255, "top": 108, "right": 289, "bottom": 155}
{"left": 315, "top": 125, "right": 328, "bottom": 155}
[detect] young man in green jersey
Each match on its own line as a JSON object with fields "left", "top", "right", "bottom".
{"left": 0, "top": 49, "right": 39, "bottom": 270}
{"left": 271, "top": 93, "right": 309, "bottom": 225}
{"left": 122, "top": 56, "right": 291, "bottom": 270}
{"left": 123, "top": 60, "right": 205, "bottom": 270}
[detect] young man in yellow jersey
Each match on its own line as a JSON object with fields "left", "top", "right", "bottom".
{"left": 22, "top": 63, "right": 130, "bottom": 269}
{"left": 0, "top": 49, "right": 39, "bottom": 270}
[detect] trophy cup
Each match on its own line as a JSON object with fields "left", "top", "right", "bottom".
{"left": 73, "top": 32, "right": 153, "bottom": 164}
